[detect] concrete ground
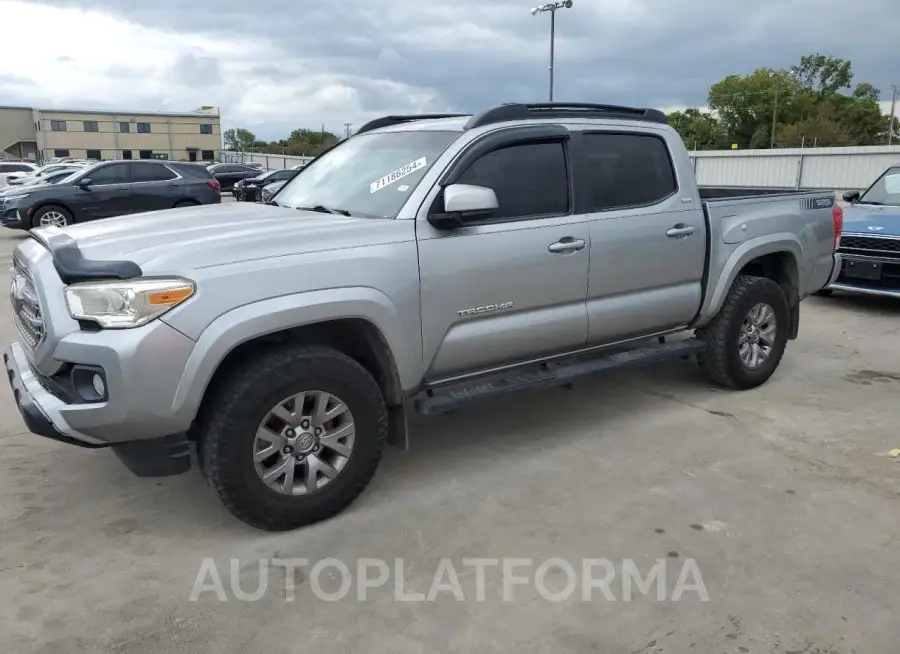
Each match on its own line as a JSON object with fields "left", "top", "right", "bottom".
{"left": 1, "top": 227, "right": 899, "bottom": 654}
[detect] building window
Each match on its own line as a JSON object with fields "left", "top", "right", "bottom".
{"left": 122, "top": 150, "right": 133, "bottom": 159}
{"left": 201, "top": 150, "right": 215, "bottom": 160}
{"left": 50, "top": 120, "right": 67, "bottom": 131}
{"left": 86, "top": 149, "right": 102, "bottom": 160}
{"left": 137, "top": 123, "right": 151, "bottom": 133}
{"left": 83, "top": 120, "right": 99, "bottom": 132}
{"left": 200, "top": 124, "right": 213, "bottom": 134}
{"left": 139, "top": 150, "right": 153, "bottom": 159}
{"left": 54, "top": 149, "right": 70, "bottom": 158}
{"left": 120, "top": 122, "right": 130, "bottom": 133}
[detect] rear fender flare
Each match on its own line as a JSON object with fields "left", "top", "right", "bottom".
{"left": 698, "top": 233, "right": 802, "bottom": 326}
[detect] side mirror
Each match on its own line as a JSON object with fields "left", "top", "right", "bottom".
{"left": 428, "top": 184, "right": 498, "bottom": 230}
{"left": 842, "top": 190, "right": 860, "bottom": 204}
{"left": 77, "top": 178, "right": 93, "bottom": 188}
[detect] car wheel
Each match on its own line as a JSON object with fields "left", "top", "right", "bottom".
{"left": 31, "top": 205, "right": 73, "bottom": 229}
{"left": 814, "top": 289, "right": 833, "bottom": 297}
{"left": 697, "top": 275, "right": 789, "bottom": 390}
{"left": 200, "top": 345, "right": 387, "bottom": 531}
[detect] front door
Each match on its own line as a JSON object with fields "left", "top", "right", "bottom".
{"left": 188, "top": 151, "right": 198, "bottom": 162}
{"left": 418, "top": 138, "right": 590, "bottom": 381}
{"left": 580, "top": 130, "right": 706, "bottom": 344}
{"left": 75, "top": 162, "right": 131, "bottom": 220}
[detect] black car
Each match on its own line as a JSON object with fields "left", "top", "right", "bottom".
{"left": 0, "top": 160, "right": 222, "bottom": 230}
{"left": 234, "top": 168, "right": 298, "bottom": 202}
{"left": 207, "top": 162, "right": 264, "bottom": 192}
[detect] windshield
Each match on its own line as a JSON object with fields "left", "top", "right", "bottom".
{"left": 859, "top": 167, "right": 900, "bottom": 206}
{"left": 275, "top": 130, "right": 459, "bottom": 218}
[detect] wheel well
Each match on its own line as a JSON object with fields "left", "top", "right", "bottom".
{"left": 195, "top": 319, "right": 404, "bottom": 430}
{"left": 738, "top": 251, "right": 800, "bottom": 338}
{"left": 30, "top": 201, "right": 74, "bottom": 221}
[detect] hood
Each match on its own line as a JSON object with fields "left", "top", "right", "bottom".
{"left": 35, "top": 203, "right": 414, "bottom": 274}
{"left": 842, "top": 203, "right": 900, "bottom": 237}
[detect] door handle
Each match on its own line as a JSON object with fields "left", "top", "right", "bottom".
{"left": 548, "top": 237, "right": 586, "bottom": 254}
{"left": 666, "top": 224, "right": 695, "bottom": 238}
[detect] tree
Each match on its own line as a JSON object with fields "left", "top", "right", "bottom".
{"left": 223, "top": 127, "right": 257, "bottom": 151}
{"left": 666, "top": 109, "right": 729, "bottom": 150}
{"left": 702, "top": 54, "right": 891, "bottom": 149}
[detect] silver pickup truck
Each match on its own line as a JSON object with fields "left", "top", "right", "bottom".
{"left": 5, "top": 102, "right": 842, "bottom": 531}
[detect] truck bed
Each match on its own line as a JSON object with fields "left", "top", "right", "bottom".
{"left": 699, "top": 186, "right": 822, "bottom": 201}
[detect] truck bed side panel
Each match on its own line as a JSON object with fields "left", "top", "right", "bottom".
{"left": 696, "top": 192, "right": 836, "bottom": 326}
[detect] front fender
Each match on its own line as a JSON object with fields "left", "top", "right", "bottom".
{"left": 168, "top": 287, "right": 418, "bottom": 421}
{"left": 697, "top": 233, "right": 802, "bottom": 326}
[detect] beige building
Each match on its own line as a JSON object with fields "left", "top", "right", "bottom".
{"left": 1, "top": 105, "right": 221, "bottom": 164}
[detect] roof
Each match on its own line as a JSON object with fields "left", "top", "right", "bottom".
{"left": 0, "top": 105, "right": 219, "bottom": 119}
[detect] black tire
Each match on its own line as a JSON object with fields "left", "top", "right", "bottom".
{"left": 697, "top": 275, "right": 790, "bottom": 390}
{"left": 814, "top": 289, "right": 833, "bottom": 297}
{"left": 173, "top": 200, "right": 199, "bottom": 208}
{"left": 200, "top": 345, "right": 387, "bottom": 531}
{"left": 30, "top": 204, "right": 73, "bottom": 229}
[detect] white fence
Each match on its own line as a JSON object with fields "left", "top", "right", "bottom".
{"left": 223, "top": 144, "right": 900, "bottom": 191}
{"left": 689, "top": 145, "right": 900, "bottom": 191}
{"left": 221, "top": 151, "right": 314, "bottom": 170}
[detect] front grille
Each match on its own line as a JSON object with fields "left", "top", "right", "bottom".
{"left": 839, "top": 235, "right": 900, "bottom": 260}
{"left": 11, "top": 257, "right": 45, "bottom": 349}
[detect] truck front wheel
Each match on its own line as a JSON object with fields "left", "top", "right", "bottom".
{"left": 200, "top": 345, "right": 387, "bottom": 531}
{"left": 697, "top": 275, "right": 789, "bottom": 390}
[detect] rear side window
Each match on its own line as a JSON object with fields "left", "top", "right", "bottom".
{"left": 172, "top": 163, "right": 214, "bottom": 179}
{"left": 132, "top": 163, "right": 177, "bottom": 182}
{"left": 582, "top": 133, "right": 677, "bottom": 211}
{"left": 455, "top": 142, "right": 569, "bottom": 220}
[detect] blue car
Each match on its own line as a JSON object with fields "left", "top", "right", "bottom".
{"left": 825, "top": 165, "right": 900, "bottom": 298}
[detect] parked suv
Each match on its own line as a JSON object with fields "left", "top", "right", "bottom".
{"left": 235, "top": 168, "right": 298, "bottom": 202}
{"left": 0, "top": 161, "right": 38, "bottom": 187}
{"left": 0, "top": 160, "right": 221, "bottom": 229}
{"left": 207, "top": 162, "right": 263, "bottom": 192}
{"left": 5, "top": 102, "right": 841, "bottom": 531}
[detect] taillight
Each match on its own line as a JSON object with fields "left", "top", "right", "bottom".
{"left": 832, "top": 203, "right": 843, "bottom": 251}
{"left": 208, "top": 180, "right": 221, "bottom": 190}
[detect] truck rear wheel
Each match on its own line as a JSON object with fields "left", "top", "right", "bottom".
{"left": 697, "top": 275, "right": 789, "bottom": 390}
{"left": 200, "top": 345, "right": 387, "bottom": 531}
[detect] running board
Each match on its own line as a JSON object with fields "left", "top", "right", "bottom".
{"left": 415, "top": 338, "right": 707, "bottom": 416}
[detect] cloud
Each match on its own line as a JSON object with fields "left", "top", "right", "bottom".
{"left": 1, "top": 0, "right": 898, "bottom": 140}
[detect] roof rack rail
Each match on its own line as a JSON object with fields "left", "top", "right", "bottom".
{"left": 356, "top": 114, "right": 470, "bottom": 135}
{"left": 464, "top": 102, "right": 667, "bottom": 130}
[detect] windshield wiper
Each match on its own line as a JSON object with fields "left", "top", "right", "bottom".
{"left": 297, "top": 205, "right": 352, "bottom": 217}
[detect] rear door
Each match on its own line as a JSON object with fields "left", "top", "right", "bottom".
{"left": 579, "top": 129, "right": 706, "bottom": 344}
{"left": 417, "top": 128, "right": 590, "bottom": 380}
{"left": 129, "top": 162, "right": 181, "bottom": 211}
{"left": 75, "top": 162, "right": 131, "bottom": 220}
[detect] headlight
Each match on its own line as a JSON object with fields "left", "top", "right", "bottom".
{"left": 65, "top": 277, "right": 195, "bottom": 329}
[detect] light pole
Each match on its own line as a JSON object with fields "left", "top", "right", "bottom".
{"left": 531, "top": 1, "right": 573, "bottom": 102}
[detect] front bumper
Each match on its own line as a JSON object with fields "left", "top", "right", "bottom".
{"left": 827, "top": 253, "right": 900, "bottom": 299}
{"left": 4, "top": 341, "right": 107, "bottom": 448}
{"left": 5, "top": 341, "right": 193, "bottom": 476}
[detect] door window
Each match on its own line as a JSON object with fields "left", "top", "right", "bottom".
{"left": 454, "top": 142, "right": 569, "bottom": 220}
{"left": 582, "top": 133, "right": 678, "bottom": 211}
{"left": 131, "top": 163, "right": 177, "bottom": 183}
{"left": 87, "top": 163, "right": 129, "bottom": 185}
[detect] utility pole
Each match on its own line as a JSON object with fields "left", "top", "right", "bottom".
{"left": 530, "top": 1, "right": 574, "bottom": 102}
{"left": 770, "top": 86, "right": 779, "bottom": 149}
{"left": 344, "top": 123, "right": 353, "bottom": 139}
{"left": 888, "top": 85, "right": 898, "bottom": 146}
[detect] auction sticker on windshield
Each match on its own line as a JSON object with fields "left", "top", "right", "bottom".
{"left": 370, "top": 157, "right": 427, "bottom": 194}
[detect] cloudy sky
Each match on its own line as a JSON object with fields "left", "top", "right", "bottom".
{"left": 1, "top": 0, "right": 897, "bottom": 141}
